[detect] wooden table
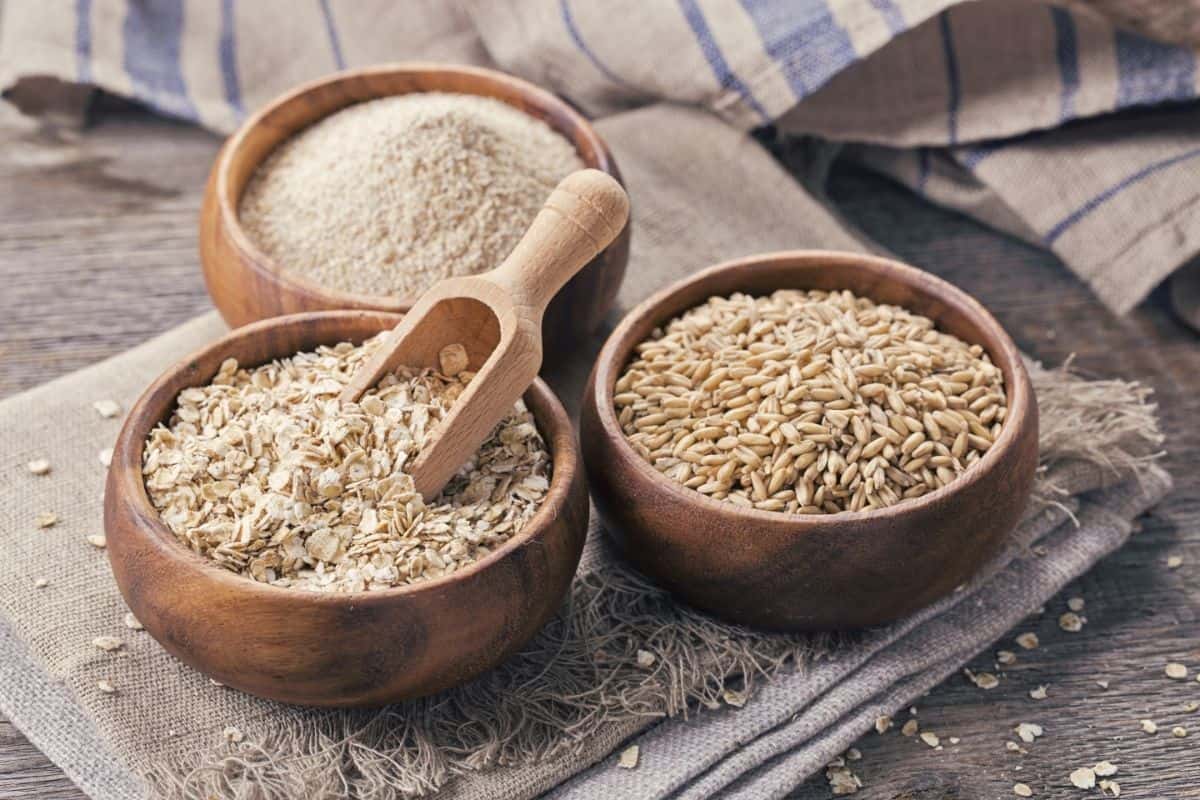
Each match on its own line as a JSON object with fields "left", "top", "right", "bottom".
{"left": 1, "top": 99, "right": 1196, "bottom": 800}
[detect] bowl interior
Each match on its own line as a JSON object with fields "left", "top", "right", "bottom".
{"left": 592, "top": 250, "right": 1032, "bottom": 523}
{"left": 218, "top": 64, "right": 616, "bottom": 308}
{"left": 118, "top": 310, "right": 577, "bottom": 599}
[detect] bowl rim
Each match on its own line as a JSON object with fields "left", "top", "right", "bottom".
{"left": 588, "top": 249, "right": 1035, "bottom": 528}
{"left": 109, "top": 310, "right": 581, "bottom": 603}
{"left": 213, "top": 62, "right": 622, "bottom": 310}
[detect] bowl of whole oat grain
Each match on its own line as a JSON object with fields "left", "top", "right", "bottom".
{"left": 199, "top": 63, "right": 630, "bottom": 366}
{"left": 581, "top": 250, "right": 1038, "bottom": 631}
{"left": 103, "top": 310, "right": 588, "bottom": 706}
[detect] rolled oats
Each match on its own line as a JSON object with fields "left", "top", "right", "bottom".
{"left": 142, "top": 335, "right": 551, "bottom": 593}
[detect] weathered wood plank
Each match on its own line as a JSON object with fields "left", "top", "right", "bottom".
{"left": 0, "top": 102, "right": 1195, "bottom": 800}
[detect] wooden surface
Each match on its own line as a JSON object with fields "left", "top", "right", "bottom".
{"left": 198, "top": 63, "right": 632, "bottom": 361}
{"left": 0, "top": 101, "right": 1196, "bottom": 798}
{"left": 104, "top": 310, "right": 588, "bottom": 706}
{"left": 342, "top": 169, "right": 629, "bottom": 499}
{"left": 581, "top": 251, "right": 1039, "bottom": 631}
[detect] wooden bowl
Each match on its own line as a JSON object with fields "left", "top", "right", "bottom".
{"left": 581, "top": 251, "right": 1038, "bottom": 631}
{"left": 199, "top": 63, "right": 630, "bottom": 364}
{"left": 103, "top": 311, "right": 589, "bottom": 707}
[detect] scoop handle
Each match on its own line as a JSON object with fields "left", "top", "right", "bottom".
{"left": 487, "top": 169, "right": 629, "bottom": 314}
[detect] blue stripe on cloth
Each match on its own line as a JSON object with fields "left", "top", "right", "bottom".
{"left": 122, "top": 0, "right": 198, "bottom": 121}
{"left": 937, "top": 11, "right": 960, "bottom": 145}
{"left": 219, "top": 0, "right": 243, "bottom": 116}
{"left": 738, "top": 0, "right": 857, "bottom": 100}
{"left": 959, "top": 141, "right": 1004, "bottom": 170}
{"left": 915, "top": 148, "right": 930, "bottom": 194}
{"left": 678, "top": 0, "right": 769, "bottom": 121}
{"left": 74, "top": 0, "right": 92, "bottom": 82}
{"left": 869, "top": 0, "right": 906, "bottom": 35}
{"left": 559, "top": 0, "right": 639, "bottom": 91}
{"left": 1043, "top": 146, "right": 1200, "bottom": 245}
{"left": 1115, "top": 29, "right": 1195, "bottom": 107}
{"left": 318, "top": 0, "right": 346, "bottom": 70}
{"left": 1050, "top": 6, "right": 1079, "bottom": 121}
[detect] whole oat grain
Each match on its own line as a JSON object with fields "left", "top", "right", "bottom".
{"left": 239, "top": 93, "right": 584, "bottom": 298}
{"left": 142, "top": 334, "right": 551, "bottom": 592}
{"left": 614, "top": 289, "right": 1007, "bottom": 514}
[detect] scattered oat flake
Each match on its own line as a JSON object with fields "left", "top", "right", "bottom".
{"left": 722, "top": 689, "right": 747, "bottom": 708}
{"left": 1006, "top": 741, "right": 1027, "bottom": 754}
{"left": 98, "top": 447, "right": 113, "bottom": 467}
{"left": 875, "top": 715, "right": 892, "bottom": 734}
{"left": 86, "top": 534, "right": 107, "bottom": 549}
{"left": 1016, "top": 632, "right": 1039, "bottom": 650}
{"left": 223, "top": 725, "right": 244, "bottom": 743}
{"left": 825, "top": 762, "right": 862, "bottom": 796}
{"left": 1070, "top": 767, "right": 1096, "bottom": 789}
{"left": 1099, "top": 779, "right": 1121, "bottom": 797}
{"left": 1184, "top": 701, "right": 1199, "bottom": 713}
{"left": 618, "top": 745, "right": 639, "bottom": 769}
{"left": 966, "top": 669, "right": 999, "bottom": 689}
{"left": 93, "top": 399, "right": 122, "bottom": 418}
{"left": 1165, "top": 662, "right": 1188, "bottom": 680}
{"left": 1058, "top": 612, "right": 1084, "bottom": 632}
{"left": 27, "top": 458, "right": 51, "bottom": 475}
{"left": 1140, "top": 719, "right": 1157, "bottom": 734}
{"left": 901, "top": 719, "right": 919, "bottom": 737}
{"left": 1067, "top": 596, "right": 1085, "bottom": 612}
{"left": 123, "top": 612, "right": 143, "bottom": 631}
{"left": 636, "top": 649, "right": 655, "bottom": 668}
{"left": 96, "top": 679, "right": 116, "bottom": 694}
{"left": 1093, "top": 761, "right": 1118, "bottom": 777}
{"left": 845, "top": 748, "right": 862, "bottom": 761}
{"left": 35, "top": 511, "right": 58, "bottom": 529}
{"left": 1030, "top": 685, "right": 1048, "bottom": 700}
{"left": 1013, "top": 783, "right": 1033, "bottom": 797}
{"left": 1016, "top": 723, "right": 1043, "bottom": 743}
{"left": 1166, "top": 555, "right": 1183, "bottom": 569}
{"left": 997, "top": 650, "right": 1017, "bottom": 665}
{"left": 1097, "top": 680, "right": 1110, "bottom": 689}
{"left": 34, "top": 578, "right": 49, "bottom": 588}
{"left": 1172, "top": 726, "right": 1188, "bottom": 738}
{"left": 92, "top": 635, "right": 123, "bottom": 652}
{"left": 948, "top": 736, "right": 960, "bottom": 745}
{"left": 920, "top": 732, "right": 940, "bottom": 748}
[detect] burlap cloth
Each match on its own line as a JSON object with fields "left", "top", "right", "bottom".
{"left": 0, "top": 1, "right": 1184, "bottom": 797}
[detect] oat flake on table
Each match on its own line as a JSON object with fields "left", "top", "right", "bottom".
{"left": 142, "top": 334, "right": 551, "bottom": 592}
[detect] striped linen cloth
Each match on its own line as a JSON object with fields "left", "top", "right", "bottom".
{"left": 2, "top": 0, "right": 1199, "bottom": 311}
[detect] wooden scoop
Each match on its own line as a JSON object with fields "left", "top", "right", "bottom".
{"left": 339, "top": 168, "right": 630, "bottom": 501}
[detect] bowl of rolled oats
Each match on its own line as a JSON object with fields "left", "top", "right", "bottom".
{"left": 103, "top": 310, "right": 588, "bottom": 706}
{"left": 581, "top": 250, "right": 1038, "bottom": 631}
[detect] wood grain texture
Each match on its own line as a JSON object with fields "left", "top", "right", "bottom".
{"left": 104, "top": 310, "right": 588, "bottom": 706}
{"left": 342, "top": 169, "right": 629, "bottom": 499}
{"left": 581, "top": 251, "right": 1038, "bottom": 631}
{"left": 199, "top": 63, "right": 632, "bottom": 365}
{"left": 0, "top": 103, "right": 1196, "bottom": 798}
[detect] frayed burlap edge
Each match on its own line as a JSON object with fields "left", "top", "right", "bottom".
{"left": 148, "top": 360, "right": 1165, "bottom": 800}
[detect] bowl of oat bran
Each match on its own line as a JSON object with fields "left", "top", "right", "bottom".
{"left": 103, "top": 311, "right": 588, "bottom": 706}
{"left": 199, "top": 63, "right": 629, "bottom": 365}
{"left": 581, "top": 251, "right": 1038, "bottom": 631}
